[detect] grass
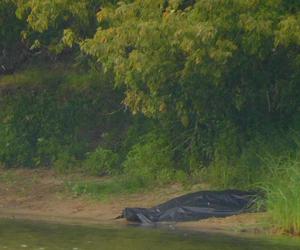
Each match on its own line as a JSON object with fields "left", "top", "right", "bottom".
{"left": 202, "top": 132, "right": 300, "bottom": 235}
{"left": 65, "top": 171, "right": 197, "bottom": 201}
{"left": 0, "top": 62, "right": 100, "bottom": 91}
{"left": 66, "top": 175, "right": 153, "bottom": 200}
{"left": 263, "top": 157, "right": 300, "bottom": 235}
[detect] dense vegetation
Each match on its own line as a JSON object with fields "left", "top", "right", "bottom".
{"left": 0, "top": 0, "right": 300, "bottom": 234}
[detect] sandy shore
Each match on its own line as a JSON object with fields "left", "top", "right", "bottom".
{"left": 0, "top": 168, "right": 268, "bottom": 235}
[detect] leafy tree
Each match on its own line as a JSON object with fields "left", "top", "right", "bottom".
{"left": 14, "top": 0, "right": 118, "bottom": 53}
{"left": 1, "top": 0, "right": 300, "bottom": 169}
{"left": 82, "top": 0, "right": 300, "bottom": 163}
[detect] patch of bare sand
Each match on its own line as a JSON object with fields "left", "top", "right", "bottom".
{"left": 0, "top": 169, "right": 190, "bottom": 222}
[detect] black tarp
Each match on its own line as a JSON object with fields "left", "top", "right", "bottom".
{"left": 121, "top": 190, "right": 260, "bottom": 224}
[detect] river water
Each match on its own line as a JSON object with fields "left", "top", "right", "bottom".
{"left": 0, "top": 219, "right": 299, "bottom": 250}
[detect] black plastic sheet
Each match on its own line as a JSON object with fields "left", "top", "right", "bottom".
{"left": 121, "top": 190, "right": 259, "bottom": 224}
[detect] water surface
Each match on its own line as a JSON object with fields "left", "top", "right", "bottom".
{"left": 0, "top": 219, "right": 299, "bottom": 250}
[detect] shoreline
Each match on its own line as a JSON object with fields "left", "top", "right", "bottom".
{"left": 0, "top": 168, "right": 273, "bottom": 237}
{"left": 0, "top": 208, "right": 270, "bottom": 238}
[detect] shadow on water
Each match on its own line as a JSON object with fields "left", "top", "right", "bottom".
{"left": 0, "top": 219, "right": 299, "bottom": 250}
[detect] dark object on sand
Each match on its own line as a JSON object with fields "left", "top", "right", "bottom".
{"left": 121, "top": 190, "right": 260, "bottom": 224}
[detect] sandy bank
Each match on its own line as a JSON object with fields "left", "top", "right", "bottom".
{"left": 0, "top": 168, "right": 268, "bottom": 235}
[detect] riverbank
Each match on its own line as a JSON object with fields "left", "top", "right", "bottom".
{"left": 0, "top": 168, "right": 271, "bottom": 236}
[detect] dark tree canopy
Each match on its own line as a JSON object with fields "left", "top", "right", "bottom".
{"left": 1, "top": 0, "right": 300, "bottom": 165}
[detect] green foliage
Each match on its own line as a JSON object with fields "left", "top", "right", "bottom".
{"left": 82, "top": 0, "right": 300, "bottom": 120}
{"left": 0, "top": 64, "right": 128, "bottom": 168}
{"left": 205, "top": 130, "right": 300, "bottom": 235}
{"left": 206, "top": 129, "right": 299, "bottom": 189}
{"left": 82, "top": 0, "right": 300, "bottom": 173}
{"left": 2, "top": 0, "right": 299, "bottom": 175}
{"left": 84, "top": 147, "right": 119, "bottom": 176}
{"left": 123, "top": 132, "right": 175, "bottom": 184}
{"left": 11, "top": 0, "right": 119, "bottom": 54}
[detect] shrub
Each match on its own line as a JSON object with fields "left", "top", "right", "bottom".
{"left": 0, "top": 64, "right": 129, "bottom": 169}
{"left": 123, "top": 133, "right": 175, "bottom": 184}
{"left": 53, "top": 152, "right": 78, "bottom": 173}
{"left": 83, "top": 147, "right": 119, "bottom": 176}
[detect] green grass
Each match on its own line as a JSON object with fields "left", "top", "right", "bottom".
{"left": 263, "top": 157, "right": 300, "bottom": 235}
{"left": 66, "top": 175, "right": 153, "bottom": 200}
{"left": 65, "top": 170, "right": 193, "bottom": 201}
{"left": 202, "top": 132, "right": 300, "bottom": 235}
{"left": 0, "top": 62, "right": 100, "bottom": 90}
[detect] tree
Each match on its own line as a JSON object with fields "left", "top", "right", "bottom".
{"left": 81, "top": 0, "right": 300, "bottom": 161}
{"left": 14, "top": 0, "right": 118, "bottom": 53}
{"left": 1, "top": 0, "right": 299, "bottom": 166}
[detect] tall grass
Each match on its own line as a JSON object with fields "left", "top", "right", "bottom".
{"left": 263, "top": 157, "right": 300, "bottom": 235}
{"left": 204, "top": 130, "right": 300, "bottom": 235}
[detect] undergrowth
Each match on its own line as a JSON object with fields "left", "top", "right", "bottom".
{"left": 204, "top": 130, "right": 300, "bottom": 235}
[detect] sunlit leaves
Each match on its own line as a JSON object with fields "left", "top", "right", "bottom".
{"left": 62, "top": 29, "right": 77, "bottom": 48}
{"left": 12, "top": 0, "right": 113, "bottom": 53}
{"left": 16, "top": 0, "right": 90, "bottom": 32}
{"left": 275, "top": 15, "right": 300, "bottom": 46}
{"left": 82, "top": 0, "right": 300, "bottom": 128}
{"left": 1, "top": 0, "right": 299, "bottom": 129}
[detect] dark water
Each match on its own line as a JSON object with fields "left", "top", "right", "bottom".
{"left": 0, "top": 219, "right": 299, "bottom": 250}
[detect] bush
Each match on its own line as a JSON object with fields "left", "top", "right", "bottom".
{"left": 53, "top": 152, "right": 79, "bottom": 173}
{"left": 0, "top": 64, "right": 129, "bottom": 169}
{"left": 123, "top": 133, "right": 175, "bottom": 184}
{"left": 83, "top": 147, "right": 119, "bottom": 176}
